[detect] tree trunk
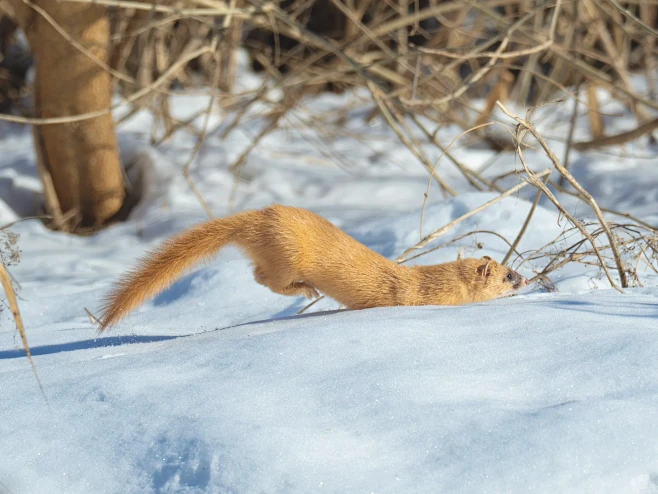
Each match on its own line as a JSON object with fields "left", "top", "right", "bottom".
{"left": 2, "top": 0, "right": 125, "bottom": 230}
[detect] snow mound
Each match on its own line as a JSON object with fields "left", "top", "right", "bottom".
{"left": 2, "top": 290, "right": 658, "bottom": 493}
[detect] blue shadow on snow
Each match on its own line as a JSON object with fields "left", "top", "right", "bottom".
{"left": 152, "top": 270, "right": 216, "bottom": 307}
{"left": 0, "top": 335, "right": 179, "bottom": 360}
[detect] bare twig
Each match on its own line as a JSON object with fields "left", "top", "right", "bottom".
{"left": 573, "top": 116, "right": 658, "bottom": 150}
{"left": 559, "top": 82, "right": 582, "bottom": 188}
{"left": 60, "top": 0, "right": 272, "bottom": 17}
{"left": 517, "top": 135, "right": 621, "bottom": 290}
{"left": 181, "top": 35, "right": 221, "bottom": 219}
{"left": 396, "top": 168, "right": 551, "bottom": 263}
{"left": 402, "top": 229, "right": 521, "bottom": 264}
{"left": 367, "top": 81, "right": 456, "bottom": 196}
{"left": 419, "top": 121, "right": 499, "bottom": 237}
{"left": 605, "top": 0, "right": 658, "bottom": 37}
{"left": 0, "top": 42, "right": 216, "bottom": 124}
{"left": 548, "top": 180, "right": 657, "bottom": 231}
{"left": 501, "top": 172, "right": 549, "bottom": 266}
{"left": 497, "top": 100, "right": 628, "bottom": 288}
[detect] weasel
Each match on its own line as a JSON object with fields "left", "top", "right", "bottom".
{"left": 99, "top": 205, "right": 528, "bottom": 331}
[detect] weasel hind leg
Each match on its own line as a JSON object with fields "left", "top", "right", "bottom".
{"left": 253, "top": 265, "right": 319, "bottom": 299}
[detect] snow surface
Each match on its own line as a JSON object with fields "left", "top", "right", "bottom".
{"left": 1, "top": 54, "right": 658, "bottom": 493}
{"left": 3, "top": 291, "right": 658, "bottom": 494}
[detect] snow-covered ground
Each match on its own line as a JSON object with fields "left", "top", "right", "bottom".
{"left": 1, "top": 55, "right": 657, "bottom": 493}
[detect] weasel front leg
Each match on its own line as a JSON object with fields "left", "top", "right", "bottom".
{"left": 280, "top": 281, "right": 320, "bottom": 299}
{"left": 253, "top": 266, "right": 319, "bottom": 299}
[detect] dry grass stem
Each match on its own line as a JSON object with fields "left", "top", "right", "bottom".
{"left": 61, "top": 0, "right": 272, "bottom": 17}
{"left": 501, "top": 173, "right": 549, "bottom": 266}
{"left": 574, "top": 116, "right": 658, "bottom": 150}
{"left": 496, "top": 100, "right": 628, "bottom": 288}
{"left": 367, "top": 81, "right": 456, "bottom": 197}
{"left": 181, "top": 36, "right": 220, "bottom": 219}
{"left": 516, "top": 140, "right": 621, "bottom": 291}
{"left": 0, "top": 260, "right": 47, "bottom": 402}
{"left": 419, "top": 121, "right": 499, "bottom": 238}
{"left": 396, "top": 168, "right": 551, "bottom": 263}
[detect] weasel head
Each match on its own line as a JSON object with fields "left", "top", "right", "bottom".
{"left": 475, "top": 256, "right": 529, "bottom": 300}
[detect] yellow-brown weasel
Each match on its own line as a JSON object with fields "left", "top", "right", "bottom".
{"left": 99, "top": 205, "right": 528, "bottom": 331}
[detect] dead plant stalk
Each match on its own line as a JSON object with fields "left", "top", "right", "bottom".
{"left": 496, "top": 100, "right": 628, "bottom": 288}
{"left": 0, "top": 261, "right": 47, "bottom": 402}
{"left": 396, "top": 167, "right": 551, "bottom": 262}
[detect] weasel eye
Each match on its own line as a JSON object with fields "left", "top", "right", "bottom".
{"left": 506, "top": 273, "right": 513, "bottom": 281}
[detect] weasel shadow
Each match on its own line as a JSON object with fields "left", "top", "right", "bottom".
{"left": 227, "top": 307, "right": 348, "bottom": 330}
{"left": 270, "top": 297, "right": 333, "bottom": 319}
{"left": 0, "top": 335, "right": 179, "bottom": 360}
{"left": 0, "top": 308, "right": 348, "bottom": 360}
{"left": 152, "top": 270, "right": 216, "bottom": 307}
{"left": 529, "top": 297, "right": 658, "bottom": 319}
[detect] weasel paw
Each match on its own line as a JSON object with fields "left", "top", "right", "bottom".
{"left": 301, "top": 285, "right": 320, "bottom": 299}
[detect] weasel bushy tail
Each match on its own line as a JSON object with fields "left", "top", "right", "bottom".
{"left": 99, "top": 211, "right": 257, "bottom": 331}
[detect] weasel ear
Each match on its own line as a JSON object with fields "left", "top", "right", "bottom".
{"left": 477, "top": 259, "right": 493, "bottom": 280}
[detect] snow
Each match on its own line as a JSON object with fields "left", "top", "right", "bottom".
{"left": 3, "top": 291, "right": 658, "bottom": 494}
{"left": 1, "top": 55, "right": 658, "bottom": 493}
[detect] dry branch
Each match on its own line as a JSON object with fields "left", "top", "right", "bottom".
{"left": 496, "top": 100, "right": 629, "bottom": 288}
{"left": 368, "top": 81, "right": 456, "bottom": 196}
{"left": 61, "top": 0, "right": 272, "bottom": 17}
{"left": 396, "top": 168, "right": 551, "bottom": 263}
{"left": 574, "top": 116, "right": 658, "bottom": 150}
{"left": 501, "top": 172, "right": 548, "bottom": 266}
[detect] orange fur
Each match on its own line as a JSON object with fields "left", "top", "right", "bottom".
{"left": 99, "top": 205, "right": 528, "bottom": 331}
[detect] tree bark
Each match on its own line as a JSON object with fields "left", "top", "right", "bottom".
{"left": 2, "top": 0, "right": 125, "bottom": 230}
